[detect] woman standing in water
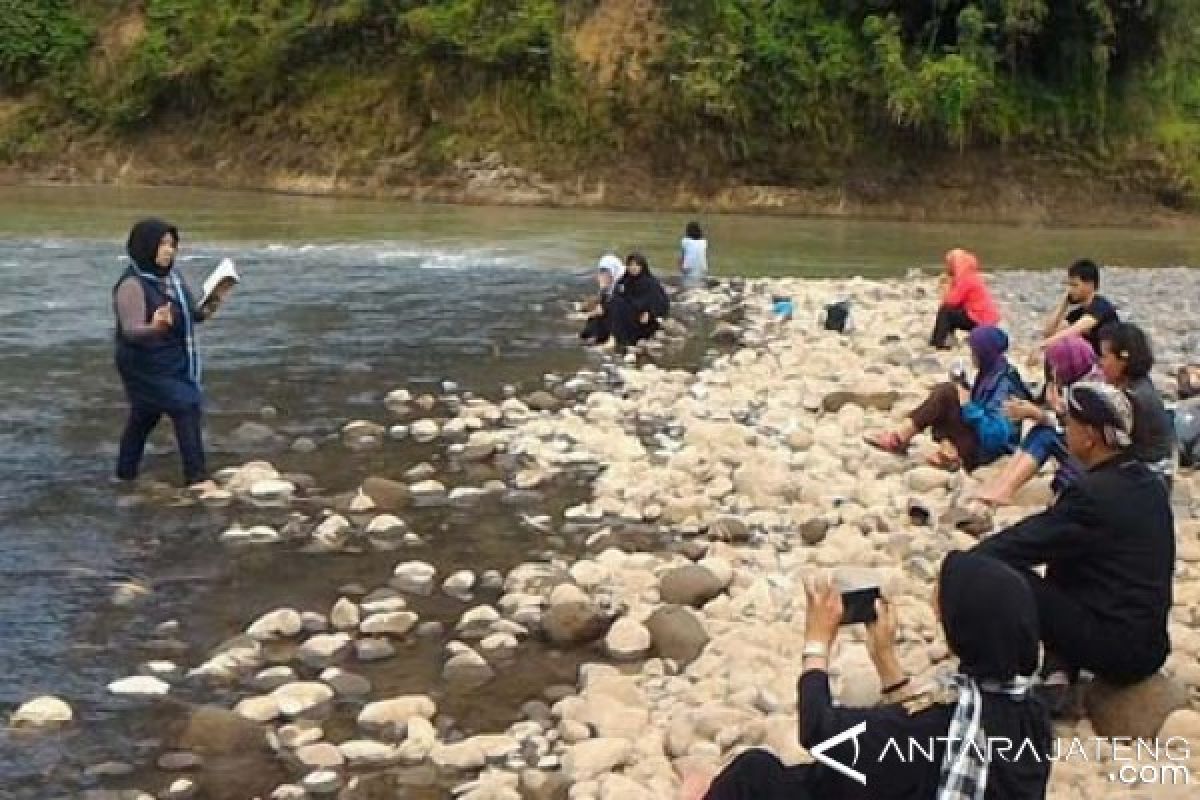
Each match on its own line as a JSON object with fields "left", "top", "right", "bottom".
{"left": 679, "top": 221, "right": 708, "bottom": 288}
{"left": 113, "top": 218, "right": 218, "bottom": 490}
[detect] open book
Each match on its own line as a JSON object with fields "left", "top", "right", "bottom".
{"left": 200, "top": 258, "right": 240, "bottom": 311}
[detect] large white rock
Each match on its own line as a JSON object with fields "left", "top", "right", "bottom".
{"left": 360, "top": 611, "right": 418, "bottom": 637}
{"left": 298, "top": 633, "right": 352, "bottom": 668}
{"left": 246, "top": 608, "right": 304, "bottom": 640}
{"left": 235, "top": 695, "right": 281, "bottom": 723}
{"left": 366, "top": 514, "right": 407, "bottom": 536}
{"left": 11, "top": 696, "right": 73, "bottom": 728}
{"left": 330, "top": 597, "right": 360, "bottom": 631}
{"left": 393, "top": 561, "right": 437, "bottom": 594}
{"left": 443, "top": 570, "right": 476, "bottom": 595}
{"left": 270, "top": 682, "right": 334, "bottom": 718}
{"left": 338, "top": 739, "right": 400, "bottom": 768}
{"left": 358, "top": 695, "right": 437, "bottom": 735}
{"left": 411, "top": 419, "right": 440, "bottom": 442}
{"left": 249, "top": 479, "right": 295, "bottom": 506}
{"left": 604, "top": 617, "right": 651, "bottom": 660}
{"left": 562, "top": 738, "right": 632, "bottom": 781}
{"left": 107, "top": 676, "right": 170, "bottom": 698}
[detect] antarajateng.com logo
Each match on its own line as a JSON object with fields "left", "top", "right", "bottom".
{"left": 810, "top": 724, "right": 1193, "bottom": 787}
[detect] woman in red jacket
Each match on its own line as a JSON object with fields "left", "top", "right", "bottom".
{"left": 931, "top": 248, "right": 1001, "bottom": 349}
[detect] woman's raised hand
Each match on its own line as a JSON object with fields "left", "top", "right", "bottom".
{"left": 865, "top": 597, "right": 906, "bottom": 688}
{"left": 803, "top": 574, "right": 843, "bottom": 649}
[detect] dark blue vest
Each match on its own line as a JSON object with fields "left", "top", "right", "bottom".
{"left": 113, "top": 265, "right": 203, "bottom": 411}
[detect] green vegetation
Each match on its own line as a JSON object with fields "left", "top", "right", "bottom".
{"left": 1, "top": 1, "right": 1197, "bottom": 205}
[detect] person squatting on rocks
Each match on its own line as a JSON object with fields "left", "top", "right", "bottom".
{"left": 686, "top": 552, "right": 1052, "bottom": 800}
{"left": 974, "top": 334, "right": 1101, "bottom": 506}
{"left": 931, "top": 248, "right": 1001, "bottom": 350}
{"left": 579, "top": 253, "right": 625, "bottom": 345}
{"left": 1097, "top": 322, "right": 1176, "bottom": 486}
{"left": 1041, "top": 259, "right": 1119, "bottom": 354}
{"left": 972, "top": 381, "right": 1175, "bottom": 709}
{"left": 618, "top": 251, "right": 670, "bottom": 343}
{"left": 679, "top": 220, "right": 709, "bottom": 289}
{"left": 865, "top": 326, "right": 1032, "bottom": 471}
{"left": 580, "top": 251, "right": 670, "bottom": 347}
{"left": 113, "top": 218, "right": 219, "bottom": 490}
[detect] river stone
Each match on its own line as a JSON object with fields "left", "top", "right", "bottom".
{"left": 365, "top": 514, "right": 406, "bottom": 536}
{"left": 410, "top": 479, "right": 447, "bottom": 500}
{"left": 355, "top": 637, "right": 396, "bottom": 662}
{"left": 542, "top": 602, "right": 612, "bottom": 646}
{"left": 362, "top": 477, "right": 411, "bottom": 510}
{"left": 411, "top": 419, "right": 440, "bottom": 442}
{"left": 358, "top": 695, "right": 437, "bottom": 737}
{"left": 295, "top": 742, "right": 344, "bottom": 769}
{"left": 271, "top": 682, "right": 334, "bottom": 718}
{"left": 301, "top": 769, "right": 342, "bottom": 794}
{"left": 234, "top": 695, "right": 281, "bottom": 723}
{"left": 338, "top": 739, "right": 400, "bottom": 768}
{"left": 247, "top": 608, "right": 304, "bottom": 640}
{"left": 360, "top": 611, "right": 418, "bottom": 637}
{"left": 157, "top": 751, "right": 203, "bottom": 771}
{"left": 1158, "top": 709, "right": 1200, "bottom": 739}
{"left": 430, "top": 739, "right": 487, "bottom": 771}
{"left": 277, "top": 721, "right": 324, "bottom": 749}
{"left": 108, "top": 676, "right": 170, "bottom": 698}
{"left": 1085, "top": 673, "right": 1191, "bottom": 739}
{"left": 253, "top": 666, "right": 297, "bottom": 691}
{"left": 561, "top": 738, "right": 632, "bottom": 782}
{"left": 249, "top": 479, "right": 295, "bottom": 506}
{"left": 393, "top": 561, "right": 437, "bottom": 594}
{"left": 443, "top": 570, "right": 476, "bottom": 596}
{"left": 605, "top": 617, "right": 652, "bottom": 660}
{"left": 164, "top": 779, "right": 197, "bottom": 800}
{"left": 320, "top": 667, "right": 372, "bottom": 698}
{"left": 271, "top": 785, "right": 307, "bottom": 800}
{"left": 525, "top": 391, "right": 561, "bottom": 411}
{"left": 330, "top": 598, "right": 360, "bottom": 631}
{"left": 298, "top": 633, "right": 352, "bottom": 668}
{"left": 708, "top": 516, "right": 750, "bottom": 543}
{"left": 11, "top": 695, "right": 73, "bottom": 728}
{"left": 822, "top": 390, "right": 898, "bottom": 413}
{"left": 443, "top": 650, "right": 495, "bottom": 686}
{"left": 645, "top": 605, "right": 710, "bottom": 666}
{"left": 659, "top": 565, "right": 725, "bottom": 608}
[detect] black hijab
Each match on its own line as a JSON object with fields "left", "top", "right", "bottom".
{"left": 939, "top": 551, "right": 1039, "bottom": 681}
{"left": 126, "top": 218, "right": 180, "bottom": 276}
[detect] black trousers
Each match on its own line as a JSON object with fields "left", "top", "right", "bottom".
{"left": 704, "top": 750, "right": 814, "bottom": 800}
{"left": 1021, "top": 568, "right": 1167, "bottom": 684}
{"left": 116, "top": 403, "right": 208, "bottom": 485}
{"left": 931, "top": 305, "right": 976, "bottom": 349}
{"left": 580, "top": 296, "right": 656, "bottom": 347}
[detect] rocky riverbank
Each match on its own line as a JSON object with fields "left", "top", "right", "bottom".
{"left": 10, "top": 267, "right": 1200, "bottom": 799}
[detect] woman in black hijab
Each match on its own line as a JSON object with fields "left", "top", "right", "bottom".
{"left": 686, "top": 552, "right": 1052, "bottom": 800}
{"left": 611, "top": 251, "right": 670, "bottom": 346}
{"left": 113, "top": 218, "right": 217, "bottom": 489}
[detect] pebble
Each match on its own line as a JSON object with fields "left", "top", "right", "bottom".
{"left": 10, "top": 695, "right": 73, "bottom": 728}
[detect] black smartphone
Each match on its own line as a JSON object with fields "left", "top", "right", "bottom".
{"left": 841, "top": 586, "right": 881, "bottom": 625}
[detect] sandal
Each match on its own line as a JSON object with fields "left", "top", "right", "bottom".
{"left": 864, "top": 431, "right": 908, "bottom": 455}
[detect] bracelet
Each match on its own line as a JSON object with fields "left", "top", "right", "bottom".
{"left": 802, "top": 641, "right": 828, "bottom": 659}
{"left": 882, "top": 677, "right": 910, "bottom": 695}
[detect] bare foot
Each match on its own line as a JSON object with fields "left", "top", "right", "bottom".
{"left": 678, "top": 771, "right": 715, "bottom": 800}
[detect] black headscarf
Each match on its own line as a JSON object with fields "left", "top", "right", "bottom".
{"left": 939, "top": 551, "right": 1040, "bottom": 681}
{"left": 126, "top": 218, "right": 180, "bottom": 276}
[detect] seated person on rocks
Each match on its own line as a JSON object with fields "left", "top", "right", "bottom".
{"left": 975, "top": 335, "right": 1100, "bottom": 506}
{"left": 931, "top": 248, "right": 1001, "bottom": 350}
{"left": 579, "top": 253, "right": 625, "bottom": 345}
{"left": 683, "top": 553, "right": 1052, "bottom": 800}
{"left": 973, "top": 382, "right": 1174, "bottom": 711}
{"left": 1098, "top": 322, "right": 1175, "bottom": 487}
{"left": 613, "top": 251, "right": 670, "bottom": 345}
{"left": 1041, "top": 259, "right": 1119, "bottom": 354}
{"left": 866, "top": 326, "right": 1031, "bottom": 471}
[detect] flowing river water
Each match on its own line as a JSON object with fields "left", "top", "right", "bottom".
{"left": 0, "top": 186, "right": 1197, "bottom": 797}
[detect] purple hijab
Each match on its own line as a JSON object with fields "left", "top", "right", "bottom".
{"left": 967, "top": 326, "right": 1011, "bottom": 401}
{"left": 1045, "top": 335, "right": 1097, "bottom": 386}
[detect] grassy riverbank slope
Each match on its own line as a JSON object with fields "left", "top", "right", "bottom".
{"left": 1, "top": 1, "right": 1198, "bottom": 223}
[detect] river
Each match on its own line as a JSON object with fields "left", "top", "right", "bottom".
{"left": 0, "top": 186, "right": 1196, "bottom": 797}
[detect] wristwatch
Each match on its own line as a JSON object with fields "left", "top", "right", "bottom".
{"left": 802, "top": 641, "right": 828, "bottom": 659}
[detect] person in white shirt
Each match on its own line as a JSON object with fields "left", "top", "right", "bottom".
{"left": 679, "top": 221, "right": 708, "bottom": 288}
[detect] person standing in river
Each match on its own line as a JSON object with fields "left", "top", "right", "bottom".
{"left": 113, "top": 218, "right": 219, "bottom": 490}
{"left": 679, "top": 221, "right": 709, "bottom": 288}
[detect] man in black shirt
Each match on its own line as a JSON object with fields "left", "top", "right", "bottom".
{"left": 1042, "top": 259, "right": 1119, "bottom": 353}
{"left": 973, "top": 381, "right": 1174, "bottom": 686}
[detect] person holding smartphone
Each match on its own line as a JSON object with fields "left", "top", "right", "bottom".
{"left": 112, "top": 218, "right": 220, "bottom": 490}
{"left": 682, "top": 554, "right": 1051, "bottom": 800}
{"left": 1041, "top": 259, "right": 1118, "bottom": 354}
